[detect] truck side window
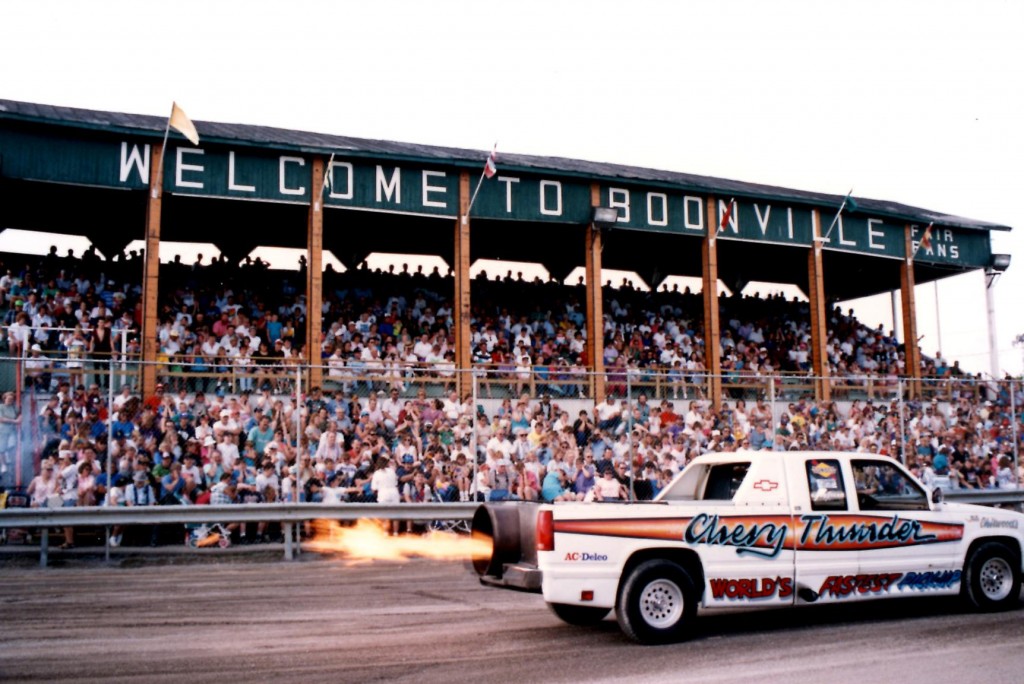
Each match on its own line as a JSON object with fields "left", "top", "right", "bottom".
{"left": 852, "top": 460, "right": 928, "bottom": 511}
{"left": 702, "top": 463, "right": 750, "bottom": 501}
{"left": 806, "top": 459, "right": 847, "bottom": 511}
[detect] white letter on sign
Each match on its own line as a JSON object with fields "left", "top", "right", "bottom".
{"left": 608, "top": 188, "right": 630, "bottom": 223}
{"left": 120, "top": 142, "right": 150, "bottom": 184}
{"left": 279, "top": 156, "right": 306, "bottom": 196}
{"left": 647, "top": 193, "right": 668, "bottom": 227}
{"left": 376, "top": 166, "right": 401, "bottom": 204}
{"left": 867, "top": 218, "right": 885, "bottom": 250}
{"left": 422, "top": 170, "right": 447, "bottom": 208}
{"left": 539, "top": 180, "right": 562, "bottom": 216}
{"left": 175, "top": 148, "right": 205, "bottom": 189}
{"left": 498, "top": 176, "right": 520, "bottom": 212}
{"left": 228, "top": 151, "right": 255, "bottom": 193}
{"left": 683, "top": 196, "right": 704, "bottom": 231}
{"left": 836, "top": 216, "right": 856, "bottom": 246}
{"left": 328, "top": 161, "right": 353, "bottom": 200}
{"left": 754, "top": 204, "right": 771, "bottom": 236}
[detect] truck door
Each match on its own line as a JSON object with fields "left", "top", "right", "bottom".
{"left": 791, "top": 457, "right": 864, "bottom": 603}
{"left": 850, "top": 458, "right": 965, "bottom": 597}
{"left": 698, "top": 461, "right": 796, "bottom": 608}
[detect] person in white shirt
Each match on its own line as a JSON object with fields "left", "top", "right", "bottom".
{"left": 216, "top": 433, "right": 240, "bottom": 470}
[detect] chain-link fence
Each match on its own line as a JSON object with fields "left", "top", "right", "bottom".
{"left": 0, "top": 352, "right": 1020, "bottom": 542}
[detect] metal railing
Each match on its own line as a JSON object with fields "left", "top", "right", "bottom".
{"left": 0, "top": 502, "right": 478, "bottom": 565}
{"left": 2, "top": 491, "right": 1021, "bottom": 567}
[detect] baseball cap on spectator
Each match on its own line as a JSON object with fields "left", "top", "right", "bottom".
{"left": 30, "top": 343, "right": 42, "bottom": 352}
{"left": 264, "top": 442, "right": 279, "bottom": 455}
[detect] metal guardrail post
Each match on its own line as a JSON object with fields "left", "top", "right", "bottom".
{"left": 40, "top": 528, "right": 48, "bottom": 568}
{"left": 1011, "top": 382, "right": 1019, "bottom": 487}
{"left": 283, "top": 522, "right": 293, "bottom": 561}
{"left": 626, "top": 368, "right": 634, "bottom": 502}
{"left": 898, "top": 379, "right": 907, "bottom": 464}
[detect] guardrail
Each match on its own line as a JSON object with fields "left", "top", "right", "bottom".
{"left": 940, "top": 489, "right": 1024, "bottom": 506}
{"left": 3, "top": 491, "right": 1023, "bottom": 568}
{"left": 0, "top": 503, "right": 478, "bottom": 566}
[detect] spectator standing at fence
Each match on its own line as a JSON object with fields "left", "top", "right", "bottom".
{"left": 370, "top": 456, "right": 401, "bottom": 504}
{"left": 0, "top": 390, "right": 20, "bottom": 477}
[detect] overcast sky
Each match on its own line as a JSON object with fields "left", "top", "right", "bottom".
{"left": 1, "top": 0, "right": 1022, "bottom": 375}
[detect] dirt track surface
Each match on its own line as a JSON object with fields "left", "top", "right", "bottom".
{"left": 1, "top": 554, "right": 1023, "bottom": 683}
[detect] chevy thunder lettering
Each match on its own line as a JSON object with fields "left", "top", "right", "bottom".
{"left": 684, "top": 514, "right": 788, "bottom": 558}
{"left": 798, "top": 514, "right": 948, "bottom": 551}
{"left": 554, "top": 514, "right": 962, "bottom": 558}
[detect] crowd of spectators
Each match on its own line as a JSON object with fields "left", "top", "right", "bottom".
{"left": 0, "top": 247, "right": 1020, "bottom": 546}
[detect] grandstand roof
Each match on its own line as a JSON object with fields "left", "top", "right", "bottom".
{"left": 0, "top": 99, "right": 1010, "bottom": 234}
{"left": 0, "top": 98, "right": 1011, "bottom": 301}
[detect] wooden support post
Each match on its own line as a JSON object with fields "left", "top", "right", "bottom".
{"left": 306, "top": 157, "right": 325, "bottom": 390}
{"left": 702, "top": 197, "right": 722, "bottom": 408}
{"left": 808, "top": 209, "right": 831, "bottom": 402}
{"left": 140, "top": 142, "right": 164, "bottom": 398}
{"left": 585, "top": 183, "right": 605, "bottom": 402}
{"left": 901, "top": 225, "right": 923, "bottom": 398}
{"left": 454, "top": 172, "right": 472, "bottom": 396}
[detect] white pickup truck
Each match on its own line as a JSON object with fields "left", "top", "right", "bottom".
{"left": 471, "top": 451, "right": 1023, "bottom": 643}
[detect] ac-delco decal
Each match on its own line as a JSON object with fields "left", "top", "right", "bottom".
{"left": 819, "top": 570, "right": 962, "bottom": 598}
{"left": 552, "top": 514, "right": 963, "bottom": 558}
{"left": 710, "top": 576, "right": 793, "bottom": 600}
{"left": 563, "top": 552, "right": 609, "bottom": 562}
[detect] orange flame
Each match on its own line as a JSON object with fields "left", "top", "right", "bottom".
{"left": 307, "top": 519, "right": 493, "bottom": 564}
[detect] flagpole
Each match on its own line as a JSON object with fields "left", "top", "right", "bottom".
{"left": 910, "top": 222, "right": 933, "bottom": 260}
{"left": 154, "top": 104, "right": 174, "bottom": 200}
{"left": 321, "top": 152, "right": 336, "bottom": 195}
{"left": 819, "top": 188, "right": 853, "bottom": 243}
{"left": 462, "top": 143, "right": 497, "bottom": 225}
{"left": 462, "top": 166, "right": 489, "bottom": 225}
{"left": 711, "top": 197, "right": 735, "bottom": 244}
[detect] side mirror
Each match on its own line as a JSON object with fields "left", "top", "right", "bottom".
{"left": 931, "top": 487, "right": 943, "bottom": 505}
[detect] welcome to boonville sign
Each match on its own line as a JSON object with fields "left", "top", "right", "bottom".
{"left": 0, "top": 123, "right": 994, "bottom": 269}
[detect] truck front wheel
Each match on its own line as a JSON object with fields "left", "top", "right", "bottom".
{"left": 617, "top": 559, "right": 697, "bottom": 644}
{"left": 547, "top": 602, "right": 611, "bottom": 626}
{"left": 963, "top": 541, "right": 1021, "bottom": 611}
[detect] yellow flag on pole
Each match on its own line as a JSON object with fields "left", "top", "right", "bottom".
{"left": 169, "top": 102, "right": 200, "bottom": 145}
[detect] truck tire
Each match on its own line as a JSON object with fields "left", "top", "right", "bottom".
{"left": 547, "top": 602, "right": 611, "bottom": 626}
{"left": 617, "top": 559, "right": 697, "bottom": 644}
{"left": 963, "top": 541, "right": 1021, "bottom": 611}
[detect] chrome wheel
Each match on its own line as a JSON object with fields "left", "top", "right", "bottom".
{"left": 639, "top": 579, "right": 684, "bottom": 628}
{"left": 979, "top": 557, "right": 1013, "bottom": 602}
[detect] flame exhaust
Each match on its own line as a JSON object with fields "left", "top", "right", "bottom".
{"left": 307, "top": 519, "right": 493, "bottom": 564}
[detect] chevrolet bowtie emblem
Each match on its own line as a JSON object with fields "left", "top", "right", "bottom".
{"left": 753, "top": 479, "right": 779, "bottom": 492}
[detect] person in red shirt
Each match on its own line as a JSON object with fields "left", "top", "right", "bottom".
{"left": 143, "top": 383, "right": 165, "bottom": 413}
{"left": 658, "top": 400, "right": 678, "bottom": 427}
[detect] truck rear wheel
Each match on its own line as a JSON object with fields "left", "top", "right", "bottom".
{"left": 547, "top": 602, "right": 611, "bottom": 626}
{"left": 963, "top": 541, "right": 1021, "bottom": 611}
{"left": 617, "top": 559, "right": 696, "bottom": 644}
